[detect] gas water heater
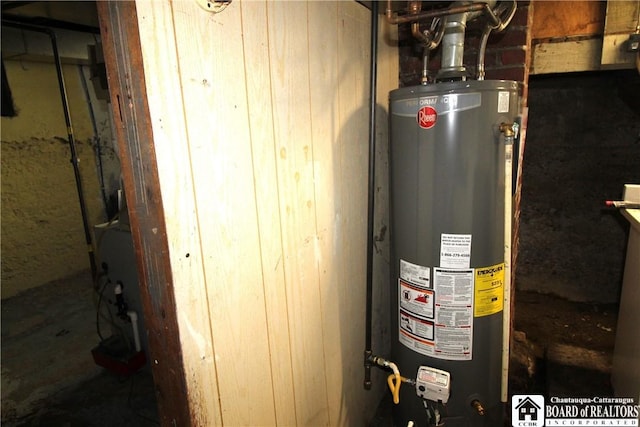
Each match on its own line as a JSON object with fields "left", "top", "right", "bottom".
{"left": 378, "top": 1, "right": 520, "bottom": 426}
{"left": 389, "top": 80, "right": 518, "bottom": 426}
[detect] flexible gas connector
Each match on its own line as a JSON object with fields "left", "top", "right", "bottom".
{"left": 387, "top": 363, "right": 415, "bottom": 405}
{"left": 370, "top": 356, "right": 407, "bottom": 404}
{"left": 387, "top": 371, "right": 414, "bottom": 404}
{"left": 387, "top": 365, "right": 402, "bottom": 405}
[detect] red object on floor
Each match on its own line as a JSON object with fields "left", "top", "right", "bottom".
{"left": 91, "top": 347, "right": 146, "bottom": 376}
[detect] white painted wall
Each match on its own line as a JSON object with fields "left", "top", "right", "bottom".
{"left": 133, "top": 0, "right": 397, "bottom": 424}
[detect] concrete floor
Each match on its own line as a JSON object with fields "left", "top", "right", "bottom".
{"left": 1, "top": 270, "right": 616, "bottom": 427}
{"left": 1, "top": 270, "right": 158, "bottom": 426}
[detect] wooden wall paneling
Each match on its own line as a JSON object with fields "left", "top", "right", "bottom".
{"left": 267, "top": 2, "right": 330, "bottom": 425}
{"left": 168, "top": 1, "right": 277, "bottom": 425}
{"left": 98, "top": 1, "right": 205, "bottom": 424}
{"left": 238, "top": 1, "right": 297, "bottom": 425}
{"left": 334, "top": 2, "right": 372, "bottom": 424}
{"left": 109, "top": 0, "right": 399, "bottom": 424}
{"left": 306, "top": 2, "right": 344, "bottom": 426}
{"left": 131, "top": 1, "right": 223, "bottom": 424}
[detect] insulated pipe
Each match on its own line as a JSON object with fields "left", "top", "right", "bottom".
{"left": 364, "top": 0, "right": 379, "bottom": 391}
{"left": 1, "top": 20, "right": 99, "bottom": 281}
{"left": 127, "top": 310, "right": 142, "bottom": 352}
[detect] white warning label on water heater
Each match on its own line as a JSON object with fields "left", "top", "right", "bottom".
{"left": 400, "top": 279, "right": 434, "bottom": 319}
{"left": 498, "top": 91, "right": 510, "bottom": 113}
{"left": 398, "top": 259, "right": 474, "bottom": 361}
{"left": 400, "top": 259, "right": 430, "bottom": 288}
{"left": 433, "top": 268, "right": 474, "bottom": 360}
{"left": 440, "top": 234, "right": 472, "bottom": 268}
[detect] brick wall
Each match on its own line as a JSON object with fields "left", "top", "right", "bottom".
{"left": 399, "top": 1, "right": 532, "bottom": 100}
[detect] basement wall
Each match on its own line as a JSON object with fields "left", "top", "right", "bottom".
{"left": 1, "top": 58, "right": 117, "bottom": 298}
{"left": 518, "top": 70, "right": 640, "bottom": 303}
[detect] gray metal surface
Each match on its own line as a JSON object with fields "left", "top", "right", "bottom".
{"left": 94, "top": 222, "right": 150, "bottom": 357}
{"left": 389, "top": 80, "right": 518, "bottom": 426}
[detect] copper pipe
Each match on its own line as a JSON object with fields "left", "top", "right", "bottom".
{"left": 386, "top": 1, "right": 493, "bottom": 25}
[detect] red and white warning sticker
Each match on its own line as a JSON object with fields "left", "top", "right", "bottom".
{"left": 417, "top": 106, "right": 437, "bottom": 129}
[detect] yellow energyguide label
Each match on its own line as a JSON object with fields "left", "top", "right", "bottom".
{"left": 474, "top": 262, "right": 504, "bottom": 317}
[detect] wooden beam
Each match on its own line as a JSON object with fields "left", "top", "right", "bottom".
{"left": 531, "top": 1, "right": 606, "bottom": 41}
{"left": 603, "top": 0, "right": 640, "bottom": 35}
{"left": 96, "top": 2, "right": 192, "bottom": 425}
{"left": 531, "top": 38, "right": 603, "bottom": 74}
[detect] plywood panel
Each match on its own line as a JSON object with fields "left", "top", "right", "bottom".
{"left": 169, "top": 0, "right": 276, "bottom": 425}
{"left": 531, "top": 1, "right": 606, "bottom": 40}
{"left": 267, "top": 2, "right": 331, "bottom": 424}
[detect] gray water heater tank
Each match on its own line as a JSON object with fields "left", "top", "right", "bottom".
{"left": 389, "top": 80, "right": 519, "bottom": 426}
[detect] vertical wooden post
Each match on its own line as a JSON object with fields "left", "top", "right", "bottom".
{"left": 96, "top": 2, "right": 191, "bottom": 425}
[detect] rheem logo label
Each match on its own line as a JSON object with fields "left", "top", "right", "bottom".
{"left": 417, "top": 106, "right": 437, "bottom": 129}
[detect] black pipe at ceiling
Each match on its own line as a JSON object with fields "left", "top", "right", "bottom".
{"left": 2, "top": 19, "right": 99, "bottom": 282}
{"left": 2, "top": 13, "right": 101, "bottom": 34}
{"left": 364, "top": 0, "right": 379, "bottom": 391}
{"left": 1, "top": 1, "right": 37, "bottom": 12}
